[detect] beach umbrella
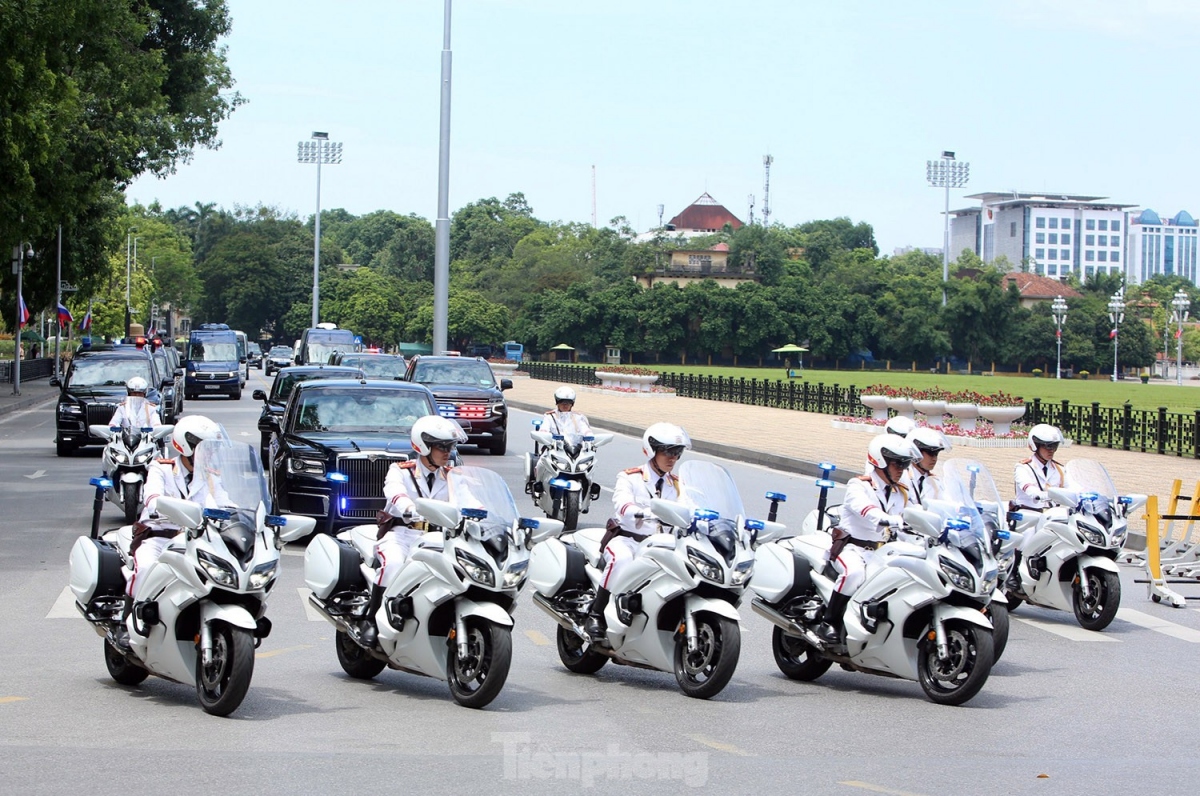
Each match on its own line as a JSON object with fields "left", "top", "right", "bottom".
{"left": 771, "top": 343, "right": 808, "bottom": 353}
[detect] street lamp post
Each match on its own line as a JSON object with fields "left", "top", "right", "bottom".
{"left": 1108, "top": 289, "right": 1125, "bottom": 382}
{"left": 297, "top": 132, "right": 343, "bottom": 327}
{"left": 11, "top": 242, "right": 34, "bottom": 395}
{"left": 125, "top": 227, "right": 138, "bottom": 338}
{"left": 926, "top": 151, "right": 970, "bottom": 306}
{"left": 432, "top": 0, "right": 454, "bottom": 355}
{"left": 1171, "top": 290, "right": 1191, "bottom": 386}
{"left": 1051, "top": 294, "right": 1068, "bottom": 380}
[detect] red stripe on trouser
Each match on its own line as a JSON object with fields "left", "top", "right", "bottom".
{"left": 376, "top": 550, "right": 387, "bottom": 586}
{"left": 833, "top": 555, "right": 848, "bottom": 592}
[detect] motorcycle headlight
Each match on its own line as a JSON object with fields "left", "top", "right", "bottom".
{"left": 288, "top": 457, "right": 326, "bottom": 476}
{"left": 503, "top": 559, "right": 529, "bottom": 588}
{"left": 133, "top": 450, "right": 155, "bottom": 464}
{"left": 939, "top": 558, "right": 976, "bottom": 592}
{"left": 249, "top": 561, "right": 277, "bottom": 590}
{"left": 197, "top": 550, "right": 238, "bottom": 587}
{"left": 687, "top": 548, "right": 723, "bottom": 582}
{"left": 1078, "top": 521, "right": 1106, "bottom": 546}
{"left": 552, "top": 451, "right": 571, "bottom": 466}
{"left": 455, "top": 549, "right": 496, "bottom": 587}
{"left": 731, "top": 559, "right": 754, "bottom": 585}
{"left": 112, "top": 449, "right": 130, "bottom": 464}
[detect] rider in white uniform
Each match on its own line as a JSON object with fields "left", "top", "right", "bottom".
{"left": 906, "top": 428, "right": 949, "bottom": 506}
{"left": 1008, "top": 424, "right": 1066, "bottom": 591}
{"left": 108, "top": 376, "right": 159, "bottom": 431}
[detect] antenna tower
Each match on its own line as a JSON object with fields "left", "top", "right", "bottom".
{"left": 657, "top": 204, "right": 665, "bottom": 229}
{"left": 747, "top": 194, "right": 755, "bottom": 225}
{"left": 762, "top": 154, "right": 774, "bottom": 227}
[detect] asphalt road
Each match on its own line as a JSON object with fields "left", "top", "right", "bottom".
{"left": 2, "top": 369, "right": 1200, "bottom": 795}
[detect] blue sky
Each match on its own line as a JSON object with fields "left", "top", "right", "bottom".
{"left": 127, "top": 0, "right": 1200, "bottom": 254}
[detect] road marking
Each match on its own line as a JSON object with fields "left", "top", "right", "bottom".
{"left": 298, "top": 588, "right": 326, "bottom": 621}
{"left": 257, "top": 644, "right": 312, "bottom": 659}
{"left": 281, "top": 547, "right": 305, "bottom": 557}
{"left": 0, "top": 697, "right": 30, "bottom": 705}
{"left": 1117, "top": 608, "right": 1200, "bottom": 643}
{"left": 524, "top": 629, "right": 550, "bottom": 646}
{"left": 839, "top": 781, "right": 929, "bottom": 796}
{"left": 24, "top": 469, "right": 47, "bottom": 479}
{"left": 1013, "top": 616, "right": 1121, "bottom": 642}
{"left": 685, "top": 734, "right": 752, "bottom": 757}
{"left": 47, "top": 586, "right": 81, "bottom": 619}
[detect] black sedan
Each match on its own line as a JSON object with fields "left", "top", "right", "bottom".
{"left": 254, "top": 365, "right": 365, "bottom": 466}
{"left": 267, "top": 379, "right": 439, "bottom": 533}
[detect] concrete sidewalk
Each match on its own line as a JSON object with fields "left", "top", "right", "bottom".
{"left": 505, "top": 374, "right": 1200, "bottom": 503}
{"left": 0, "top": 380, "right": 59, "bottom": 419}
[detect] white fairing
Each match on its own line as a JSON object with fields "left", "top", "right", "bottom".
{"left": 69, "top": 536, "right": 121, "bottom": 604}
{"left": 530, "top": 536, "right": 569, "bottom": 596}
{"left": 277, "top": 515, "right": 317, "bottom": 543}
{"left": 304, "top": 533, "right": 349, "bottom": 599}
{"left": 749, "top": 542, "right": 796, "bottom": 603}
{"left": 529, "top": 518, "right": 564, "bottom": 545}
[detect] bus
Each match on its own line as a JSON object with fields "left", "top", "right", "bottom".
{"left": 503, "top": 341, "right": 524, "bottom": 362}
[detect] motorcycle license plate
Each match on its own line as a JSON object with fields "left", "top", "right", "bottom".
{"left": 205, "top": 384, "right": 220, "bottom": 390}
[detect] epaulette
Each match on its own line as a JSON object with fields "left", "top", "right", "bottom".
{"left": 1020, "top": 458, "right": 1032, "bottom": 464}
{"left": 156, "top": 458, "right": 174, "bottom": 466}
{"left": 398, "top": 461, "right": 417, "bottom": 470}
{"left": 623, "top": 466, "right": 643, "bottom": 475}
{"left": 855, "top": 475, "right": 872, "bottom": 482}
{"left": 544, "top": 410, "right": 555, "bottom": 415}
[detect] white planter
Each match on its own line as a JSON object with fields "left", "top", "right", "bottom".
{"left": 595, "top": 371, "right": 659, "bottom": 393}
{"left": 488, "top": 362, "right": 518, "bottom": 376}
{"left": 911, "top": 399, "right": 947, "bottom": 427}
{"left": 945, "top": 402, "right": 979, "bottom": 433}
{"left": 885, "top": 396, "right": 915, "bottom": 419}
{"left": 859, "top": 394, "right": 889, "bottom": 421}
{"left": 977, "top": 405, "right": 1026, "bottom": 436}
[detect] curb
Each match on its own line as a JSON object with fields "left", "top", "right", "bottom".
{"left": 507, "top": 399, "right": 853, "bottom": 484}
{"left": 0, "top": 388, "right": 57, "bottom": 418}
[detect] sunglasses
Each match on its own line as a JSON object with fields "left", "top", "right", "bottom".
{"left": 658, "top": 445, "right": 686, "bottom": 458}
{"left": 431, "top": 442, "right": 457, "bottom": 453}
{"left": 1037, "top": 442, "right": 1060, "bottom": 451}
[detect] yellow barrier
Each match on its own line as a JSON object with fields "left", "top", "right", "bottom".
{"left": 1141, "top": 491, "right": 1200, "bottom": 608}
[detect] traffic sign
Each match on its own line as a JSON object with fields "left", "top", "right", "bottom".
{"left": 60, "top": 281, "right": 78, "bottom": 293}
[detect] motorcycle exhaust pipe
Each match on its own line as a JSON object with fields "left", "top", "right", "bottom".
{"left": 750, "top": 597, "right": 807, "bottom": 636}
{"left": 531, "top": 591, "right": 586, "bottom": 638}
{"left": 308, "top": 593, "right": 352, "bottom": 633}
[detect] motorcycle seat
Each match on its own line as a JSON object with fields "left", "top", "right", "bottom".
{"left": 573, "top": 527, "right": 606, "bottom": 569}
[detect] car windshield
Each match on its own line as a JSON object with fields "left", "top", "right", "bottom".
{"left": 188, "top": 342, "right": 238, "bottom": 362}
{"left": 191, "top": 439, "right": 269, "bottom": 511}
{"left": 447, "top": 466, "right": 519, "bottom": 542}
{"left": 269, "top": 347, "right": 292, "bottom": 359}
{"left": 291, "top": 388, "right": 431, "bottom": 434}
{"left": 343, "top": 356, "right": 406, "bottom": 378}
{"left": 412, "top": 361, "right": 495, "bottom": 387}
{"left": 152, "top": 352, "right": 171, "bottom": 380}
{"left": 271, "top": 370, "right": 364, "bottom": 402}
{"left": 67, "top": 358, "right": 152, "bottom": 388}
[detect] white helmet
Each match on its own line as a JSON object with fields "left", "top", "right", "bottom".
{"left": 907, "top": 427, "right": 949, "bottom": 456}
{"left": 410, "top": 415, "right": 468, "bottom": 457}
{"left": 884, "top": 416, "right": 916, "bottom": 437}
{"left": 171, "top": 415, "right": 224, "bottom": 458}
{"left": 867, "top": 434, "right": 917, "bottom": 471}
{"left": 642, "top": 422, "right": 691, "bottom": 459}
{"left": 126, "top": 376, "right": 149, "bottom": 395}
{"left": 1028, "top": 423, "right": 1064, "bottom": 453}
{"left": 553, "top": 386, "right": 577, "bottom": 405}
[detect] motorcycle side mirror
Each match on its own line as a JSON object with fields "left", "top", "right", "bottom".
{"left": 1046, "top": 487, "right": 1078, "bottom": 509}
{"left": 752, "top": 518, "right": 789, "bottom": 543}
{"left": 275, "top": 514, "right": 317, "bottom": 542}
{"left": 1121, "top": 494, "right": 1148, "bottom": 514}
{"left": 413, "top": 497, "right": 460, "bottom": 530}
{"left": 591, "top": 433, "right": 614, "bottom": 447}
{"left": 89, "top": 424, "right": 114, "bottom": 441}
{"left": 902, "top": 506, "right": 943, "bottom": 540}
{"left": 156, "top": 496, "right": 204, "bottom": 529}
{"left": 530, "top": 429, "right": 555, "bottom": 447}
{"left": 650, "top": 498, "right": 693, "bottom": 530}
{"left": 523, "top": 517, "right": 565, "bottom": 545}
{"left": 151, "top": 424, "right": 174, "bottom": 441}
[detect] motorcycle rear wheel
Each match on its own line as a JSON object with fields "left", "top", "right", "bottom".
{"left": 772, "top": 627, "right": 832, "bottom": 681}
{"left": 335, "top": 630, "right": 386, "bottom": 679}
{"left": 122, "top": 481, "right": 141, "bottom": 525}
{"left": 447, "top": 620, "right": 512, "bottom": 709}
{"left": 674, "top": 615, "right": 740, "bottom": 699}
{"left": 556, "top": 625, "right": 608, "bottom": 674}
{"left": 104, "top": 638, "right": 149, "bottom": 685}
{"left": 917, "top": 622, "right": 993, "bottom": 706}
{"left": 563, "top": 491, "right": 580, "bottom": 532}
{"left": 196, "top": 623, "right": 255, "bottom": 717}
{"left": 1073, "top": 569, "right": 1120, "bottom": 631}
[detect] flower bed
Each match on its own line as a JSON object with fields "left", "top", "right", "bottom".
{"left": 832, "top": 414, "right": 1037, "bottom": 447}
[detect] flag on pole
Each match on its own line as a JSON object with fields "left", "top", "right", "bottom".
{"left": 1109, "top": 328, "right": 1118, "bottom": 339}
{"left": 18, "top": 294, "right": 30, "bottom": 328}
{"left": 79, "top": 308, "right": 93, "bottom": 331}
{"left": 1055, "top": 329, "right": 1062, "bottom": 339}
{"left": 57, "top": 302, "right": 74, "bottom": 327}
{"left": 1176, "top": 327, "right": 1183, "bottom": 340}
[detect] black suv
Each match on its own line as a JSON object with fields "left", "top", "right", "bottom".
{"left": 253, "top": 364, "right": 365, "bottom": 466}
{"left": 404, "top": 355, "right": 512, "bottom": 455}
{"left": 52, "top": 345, "right": 161, "bottom": 456}
{"left": 267, "top": 379, "right": 439, "bottom": 532}
{"left": 328, "top": 352, "right": 407, "bottom": 379}
{"left": 150, "top": 345, "right": 184, "bottom": 423}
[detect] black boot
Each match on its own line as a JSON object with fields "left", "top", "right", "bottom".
{"left": 359, "top": 584, "right": 384, "bottom": 647}
{"left": 1005, "top": 551, "right": 1024, "bottom": 594}
{"left": 115, "top": 597, "right": 132, "bottom": 650}
{"left": 817, "top": 591, "right": 851, "bottom": 646}
{"left": 584, "top": 588, "right": 611, "bottom": 643}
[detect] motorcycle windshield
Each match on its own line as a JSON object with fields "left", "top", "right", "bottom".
{"left": 1065, "top": 459, "right": 1116, "bottom": 521}
{"left": 678, "top": 460, "right": 745, "bottom": 520}
{"left": 191, "top": 439, "right": 269, "bottom": 511}
{"left": 939, "top": 458, "right": 1006, "bottom": 536}
{"left": 557, "top": 431, "right": 585, "bottom": 458}
{"left": 447, "top": 466, "right": 519, "bottom": 542}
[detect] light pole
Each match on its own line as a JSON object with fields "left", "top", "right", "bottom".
{"left": 432, "top": 0, "right": 454, "bottom": 355}
{"left": 926, "top": 150, "right": 970, "bottom": 306}
{"left": 297, "top": 131, "right": 343, "bottom": 327}
{"left": 1051, "top": 294, "right": 1068, "bottom": 380}
{"left": 125, "top": 226, "right": 138, "bottom": 338}
{"left": 1171, "top": 290, "right": 1191, "bottom": 386}
{"left": 12, "top": 242, "right": 34, "bottom": 395}
{"left": 1108, "top": 289, "right": 1125, "bottom": 382}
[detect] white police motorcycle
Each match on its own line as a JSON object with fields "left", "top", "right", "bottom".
{"left": 524, "top": 424, "right": 613, "bottom": 531}
{"left": 69, "top": 440, "right": 315, "bottom": 716}
{"left": 530, "top": 459, "right": 784, "bottom": 699}
{"left": 91, "top": 423, "right": 173, "bottom": 524}
{"left": 1009, "top": 459, "right": 1145, "bottom": 631}
{"left": 304, "top": 465, "right": 563, "bottom": 709}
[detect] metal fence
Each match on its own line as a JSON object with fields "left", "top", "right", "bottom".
{"left": 522, "top": 361, "right": 1200, "bottom": 459}
{"left": 0, "top": 357, "right": 55, "bottom": 383}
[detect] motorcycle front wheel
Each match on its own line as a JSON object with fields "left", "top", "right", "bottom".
{"left": 673, "top": 615, "right": 740, "bottom": 699}
{"left": 196, "top": 623, "right": 255, "bottom": 717}
{"left": 917, "top": 622, "right": 993, "bottom": 706}
{"left": 447, "top": 620, "right": 512, "bottom": 709}
{"left": 556, "top": 625, "right": 608, "bottom": 674}
{"left": 335, "top": 630, "right": 386, "bottom": 679}
{"left": 1073, "top": 569, "right": 1120, "bottom": 631}
{"left": 772, "top": 626, "right": 832, "bottom": 681}
{"left": 122, "top": 481, "right": 141, "bottom": 525}
{"left": 104, "top": 638, "right": 149, "bottom": 686}
{"left": 563, "top": 491, "right": 580, "bottom": 532}
{"left": 988, "top": 602, "right": 1010, "bottom": 662}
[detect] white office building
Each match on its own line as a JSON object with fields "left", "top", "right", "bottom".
{"left": 1126, "top": 209, "right": 1199, "bottom": 286}
{"left": 949, "top": 192, "right": 1133, "bottom": 281}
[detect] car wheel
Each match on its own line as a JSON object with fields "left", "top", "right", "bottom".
{"left": 488, "top": 433, "right": 507, "bottom": 456}
{"left": 56, "top": 439, "right": 75, "bottom": 457}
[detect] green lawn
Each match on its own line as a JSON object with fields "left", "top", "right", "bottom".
{"left": 561, "top": 363, "right": 1200, "bottom": 413}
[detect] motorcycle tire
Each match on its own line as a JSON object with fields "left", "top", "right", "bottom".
{"left": 335, "top": 630, "right": 386, "bottom": 679}
{"left": 556, "top": 625, "right": 607, "bottom": 674}
{"left": 673, "top": 614, "right": 740, "bottom": 699}
{"left": 1005, "top": 591, "right": 1023, "bottom": 612}
{"left": 122, "top": 482, "right": 141, "bottom": 525}
{"left": 988, "top": 602, "right": 1010, "bottom": 663}
{"left": 195, "top": 622, "right": 255, "bottom": 717}
{"left": 563, "top": 491, "right": 580, "bottom": 532}
{"left": 771, "top": 626, "right": 832, "bottom": 681}
{"left": 1073, "top": 569, "right": 1121, "bottom": 631}
{"left": 447, "top": 620, "right": 512, "bottom": 709}
{"left": 917, "top": 621, "right": 993, "bottom": 706}
{"left": 104, "top": 638, "right": 149, "bottom": 686}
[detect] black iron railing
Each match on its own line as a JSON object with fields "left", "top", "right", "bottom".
{"left": 521, "top": 362, "right": 1200, "bottom": 459}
